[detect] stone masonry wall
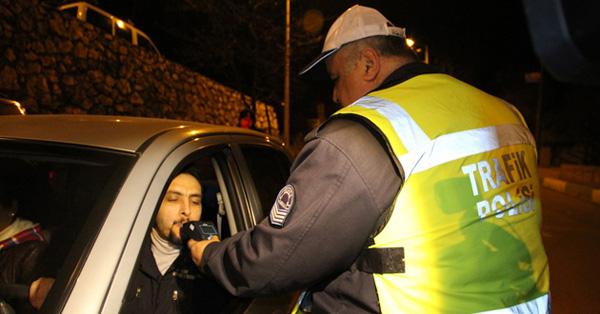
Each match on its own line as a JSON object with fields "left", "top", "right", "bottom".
{"left": 0, "top": 0, "right": 279, "bottom": 134}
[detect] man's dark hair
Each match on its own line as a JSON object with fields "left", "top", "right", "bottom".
{"left": 179, "top": 167, "right": 203, "bottom": 185}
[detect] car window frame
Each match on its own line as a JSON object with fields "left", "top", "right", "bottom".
{"left": 230, "top": 141, "right": 292, "bottom": 224}
{"left": 61, "top": 129, "right": 211, "bottom": 312}
{"left": 221, "top": 140, "right": 298, "bottom": 314}
{"left": 97, "top": 133, "right": 285, "bottom": 313}
{"left": 0, "top": 139, "right": 138, "bottom": 313}
{"left": 212, "top": 149, "right": 246, "bottom": 235}
{"left": 98, "top": 135, "right": 232, "bottom": 313}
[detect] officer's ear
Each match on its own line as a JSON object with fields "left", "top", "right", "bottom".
{"left": 360, "top": 47, "right": 380, "bottom": 81}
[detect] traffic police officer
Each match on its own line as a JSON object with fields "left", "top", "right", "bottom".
{"left": 189, "top": 5, "right": 550, "bottom": 313}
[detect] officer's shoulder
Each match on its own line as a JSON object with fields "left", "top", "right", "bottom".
{"left": 311, "top": 116, "right": 385, "bottom": 150}
{"left": 307, "top": 116, "right": 403, "bottom": 178}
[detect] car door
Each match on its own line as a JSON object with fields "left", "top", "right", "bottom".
{"left": 96, "top": 133, "right": 295, "bottom": 313}
{"left": 224, "top": 141, "right": 298, "bottom": 314}
{"left": 0, "top": 139, "right": 137, "bottom": 314}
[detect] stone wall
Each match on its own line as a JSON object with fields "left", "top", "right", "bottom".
{"left": 0, "top": 0, "right": 279, "bottom": 134}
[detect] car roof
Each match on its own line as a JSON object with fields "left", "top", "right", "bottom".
{"left": 0, "top": 115, "right": 280, "bottom": 153}
{"left": 0, "top": 98, "right": 27, "bottom": 115}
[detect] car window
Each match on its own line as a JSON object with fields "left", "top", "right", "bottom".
{"left": 116, "top": 24, "right": 133, "bottom": 43}
{"left": 239, "top": 145, "right": 290, "bottom": 221}
{"left": 120, "top": 142, "right": 292, "bottom": 314}
{"left": 120, "top": 151, "right": 250, "bottom": 313}
{"left": 86, "top": 9, "right": 113, "bottom": 35}
{"left": 187, "top": 154, "right": 234, "bottom": 239}
{"left": 59, "top": 6, "right": 78, "bottom": 18}
{"left": 137, "top": 34, "right": 155, "bottom": 51}
{"left": 0, "top": 140, "right": 135, "bottom": 311}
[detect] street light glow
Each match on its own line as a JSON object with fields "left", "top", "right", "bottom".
{"left": 406, "top": 38, "right": 415, "bottom": 47}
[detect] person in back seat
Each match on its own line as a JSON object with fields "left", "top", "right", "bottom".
{"left": 0, "top": 176, "right": 49, "bottom": 312}
{"left": 0, "top": 183, "right": 46, "bottom": 283}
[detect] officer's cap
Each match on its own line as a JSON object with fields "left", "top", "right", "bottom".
{"left": 299, "top": 5, "right": 406, "bottom": 79}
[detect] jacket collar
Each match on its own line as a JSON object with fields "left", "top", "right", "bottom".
{"left": 374, "top": 62, "right": 440, "bottom": 92}
{"left": 138, "top": 236, "right": 162, "bottom": 280}
{"left": 139, "top": 235, "right": 199, "bottom": 280}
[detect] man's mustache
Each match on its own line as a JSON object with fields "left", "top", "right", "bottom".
{"left": 173, "top": 219, "right": 189, "bottom": 226}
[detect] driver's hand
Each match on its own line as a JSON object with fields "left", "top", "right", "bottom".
{"left": 29, "top": 277, "right": 55, "bottom": 310}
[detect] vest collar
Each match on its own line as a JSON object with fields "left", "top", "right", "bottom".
{"left": 375, "top": 62, "right": 440, "bottom": 92}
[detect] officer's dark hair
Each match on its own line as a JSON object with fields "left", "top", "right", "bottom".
{"left": 342, "top": 35, "right": 418, "bottom": 73}
{"left": 360, "top": 35, "right": 419, "bottom": 60}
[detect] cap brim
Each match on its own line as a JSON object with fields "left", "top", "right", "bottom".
{"left": 298, "top": 49, "right": 338, "bottom": 80}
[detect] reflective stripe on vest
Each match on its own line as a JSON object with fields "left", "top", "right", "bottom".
{"left": 476, "top": 293, "right": 549, "bottom": 314}
{"left": 334, "top": 73, "right": 549, "bottom": 313}
{"left": 357, "top": 96, "right": 536, "bottom": 179}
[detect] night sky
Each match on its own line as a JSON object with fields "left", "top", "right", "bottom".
{"left": 94, "top": 0, "right": 598, "bottom": 163}
{"left": 96, "top": 0, "right": 538, "bottom": 86}
{"left": 98, "top": 0, "right": 541, "bottom": 107}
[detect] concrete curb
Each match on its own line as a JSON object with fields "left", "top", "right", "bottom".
{"left": 542, "top": 177, "right": 600, "bottom": 205}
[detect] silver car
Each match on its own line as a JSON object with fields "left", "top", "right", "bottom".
{"left": 0, "top": 115, "right": 296, "bottom": 313}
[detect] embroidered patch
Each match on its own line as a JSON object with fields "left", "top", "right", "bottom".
{"left": 269, "top": 184, "right": 295, "bottom": 228}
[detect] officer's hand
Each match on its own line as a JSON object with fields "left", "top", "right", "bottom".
{"left": 188, "top": 237, "right": 220, "bottom": 266}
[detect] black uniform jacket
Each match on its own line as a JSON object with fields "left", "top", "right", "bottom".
{"left": 201, "top": 63, "right": 437, "bottom": 313}
{"left": 121, "top": 236, "right": 233, "bottom": 314}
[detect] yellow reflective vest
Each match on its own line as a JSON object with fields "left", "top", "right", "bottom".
{"left": 334, "top": 73, "right": 550, "bottom": 313}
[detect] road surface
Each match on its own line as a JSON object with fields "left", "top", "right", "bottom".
{"left": 541, "top": 187, "right": 600, "bottom": 313}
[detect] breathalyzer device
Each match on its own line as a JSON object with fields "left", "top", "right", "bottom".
{"left": 180, "top": 221, "right": 219, "bottom": 243}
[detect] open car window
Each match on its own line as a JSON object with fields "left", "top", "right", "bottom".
{"left": 120, "top": 141, "right": 293, "bottom": 313}
{"left": 237, "top": 145, "right": 290, "bottom": 222}
{"left": 120, "top": 149, "right": 250, "bottom": 313}
{"left": 0, "top": 140, "right": 136, "bottom": 311}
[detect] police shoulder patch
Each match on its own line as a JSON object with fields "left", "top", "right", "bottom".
{"left": 269, "top": 184, "right": 295, "bottom": 228}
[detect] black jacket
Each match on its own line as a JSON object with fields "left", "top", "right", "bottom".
{"left": 0, "top": 240, "right": 47, "bottom": 313}
{"left": 121, "top": 236, "right": 234, "bottom": 314}
{"left": 0, "top": 240, "right": 47, "bottom": 285}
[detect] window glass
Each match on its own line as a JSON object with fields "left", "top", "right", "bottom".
{"left": 0, "top": 140, "right": 135, "bottom": 311}
{"left": 240, "top": 146, "right": 290, "bottom": 221}
{"left": 121, "top": 152, "right": 248, "bottom": 313}
{"left": 136, "top": 35, "right": 157, "bottom": 53}
{"left": 115, "top": 23, "right": 133, "bottom": 43}
{"left": 60, "top": 7, "right": 78, "bottom": 18}
{"left": 86, "top": 9, "right": 113, "bottom": 35}
{"left": 190, "top": 155, "right": 232, "bottom": 239}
